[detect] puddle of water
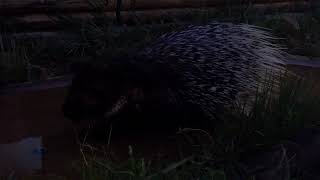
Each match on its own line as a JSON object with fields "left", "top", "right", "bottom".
{"left": 0, "top": 134, "right": 81, "bottom": 178}
{"left": 0, "top": 137, "right": 43, "bottom": 176}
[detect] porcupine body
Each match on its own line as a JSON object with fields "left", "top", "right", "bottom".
{"left": 63, "top": 22, "right": 287, "bottom": 137}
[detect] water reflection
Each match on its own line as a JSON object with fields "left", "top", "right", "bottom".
{"left": 0, "top": 137, "right": 43, "bottom": 176}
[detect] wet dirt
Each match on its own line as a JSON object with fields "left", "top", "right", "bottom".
{"left": 0, "top": 63, "right": 319, "bottom": 178}
{"left": 0, "top": 85, "right": 78, "bottom": 177}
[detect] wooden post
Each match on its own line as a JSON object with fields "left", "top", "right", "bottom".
{"left": 116, "top": 0, "right": 123, "bottom": 25}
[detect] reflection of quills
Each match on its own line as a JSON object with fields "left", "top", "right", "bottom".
{"left": 63, "top": 22, "right": 288, "bottom": 133}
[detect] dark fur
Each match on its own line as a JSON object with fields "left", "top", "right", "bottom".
{"left": 63, "top": 61, "right": 211, "bottom": 137}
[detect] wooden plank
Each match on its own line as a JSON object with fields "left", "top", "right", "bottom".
{"left": 0, "top": 0, "right": 311, "bottom": 16}
{"left": 3, "top": 1, "right": 315, "bottom": 32}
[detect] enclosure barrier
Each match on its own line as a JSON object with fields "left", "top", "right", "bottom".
{"left": 1, "top": 0, "right": 317, "bottom": 32}
{"left": 0, "top": 0, "right": 315, "bottom": 15}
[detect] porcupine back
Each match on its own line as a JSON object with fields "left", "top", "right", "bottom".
{"left": 131, "top": 22, "right": 287, "bottom": 119}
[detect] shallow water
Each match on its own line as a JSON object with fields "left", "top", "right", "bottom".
{"left": 0, "top": 62, "right": 319, "bottom": 178}
{"left": 0, "top": 135, "right": 78, "bottom": 177}
{"left": 0, "top": 137, "right": 42, "bottom": 175}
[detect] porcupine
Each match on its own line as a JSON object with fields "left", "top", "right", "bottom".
{"left": 62, "top": 22, "right": 287, "bottom": 137}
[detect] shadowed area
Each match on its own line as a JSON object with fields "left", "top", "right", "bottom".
{"left": 0, "top": 62, "right": 319, "bottom": 178}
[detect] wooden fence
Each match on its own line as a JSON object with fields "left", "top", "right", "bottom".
{"left": 0, "top": 0, "right": 315, "bottom": 15}
{"left": 0, "top": 0, "right": 318, "bottom": 32}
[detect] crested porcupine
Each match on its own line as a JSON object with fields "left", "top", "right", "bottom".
{"left": 63, "top": 22, "right": 287, "bottom": 137}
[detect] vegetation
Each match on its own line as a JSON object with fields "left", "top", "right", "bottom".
{"left": 0, "top": 33, "right": 29, "bottom": 85}
{"left": 0, "top": 3, "right": 319, "bottom": 180}
{"left": 0, "top": 6, "right": 320, "bottom": 84}
{"left": 63, "top": 76, "right": 320, "bottom": 180}
{"left": 2, "top": 74, "right": 315, "bottom": 180}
